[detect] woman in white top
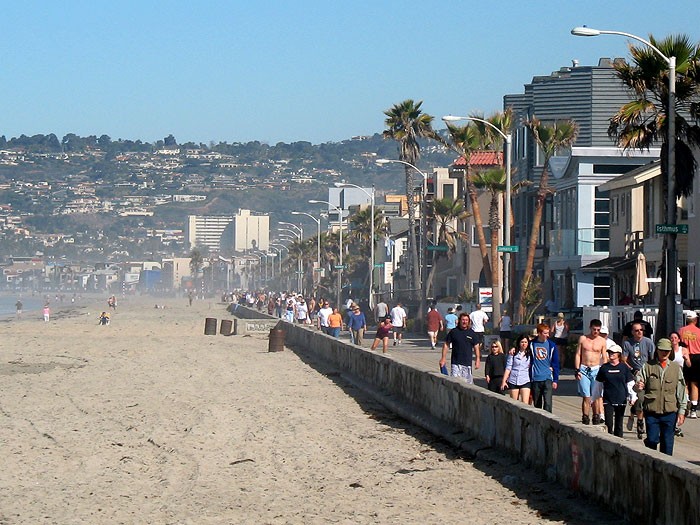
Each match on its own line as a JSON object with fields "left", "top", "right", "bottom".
{"left": 551, "top": 312, "right": 570, "bottom": 367}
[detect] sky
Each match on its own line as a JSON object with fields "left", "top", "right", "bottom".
{"left": 1, "top": 1, "right": 698, "bottom": 146}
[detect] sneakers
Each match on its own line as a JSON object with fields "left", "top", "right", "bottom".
{"left": 637, "top": 420, "right": 645, "bottom": 440}
{"left": 690, "top": 409, "right": 698, "bottom": 419}
{"left": 675, "top": 426, "right": 684, "bottom": 437}
{"left": 592, "top": 414, "right": 601, "bottom": 425}
{"left": 626, "top": 415, "right": 635, "bottom": 431}
{"left": 582, "top": 414, "right": 590, "bottom": 425}
{"left": 393, "top": 340, "right": 397, "bottom": 346}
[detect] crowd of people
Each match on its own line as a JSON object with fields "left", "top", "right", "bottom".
{"left": 230, "top": 290, "right": 693, "bottom": 457}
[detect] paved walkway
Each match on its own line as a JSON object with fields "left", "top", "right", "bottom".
{"left": 348, "top": 331, "right": 699, "bottom": 465}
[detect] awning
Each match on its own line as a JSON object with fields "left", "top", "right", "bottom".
{"left": 581, "top": 257, "right": 636, "bottom": 273}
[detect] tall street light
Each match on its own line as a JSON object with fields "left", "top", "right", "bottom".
{"left": 334, "top": 182, "right": 376, "bottom": 308}
{"left": 310, "top": 199, "right": 344, "bottom": 309}
{"left": 376, "top": 158, "right": 429, "bottom": 323}
{"left": 442, "top": 115, "right": 512, "bottom": 326}
{"left": 292, "top": 211, "right": 322, "bottom": 291}
{"left": 571, "top": 25, "right": 678, "bottom": 332}
{"left": 278, "top": 227, "right": 303, "bottom": 293}
{"left": 270, "top": 243, "right": 288, "bottom": 287}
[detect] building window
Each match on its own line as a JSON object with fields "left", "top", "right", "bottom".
{"left": 611, "top": 196, "right": 619, "bottom": 225}
{"left": 471, "top": 225, "right": 491, "bottom": 247}
{"left": 594, "top": 187, "right": 610, "bottom": 252}
{"left": 593, "top": 275, "right": 611, "bottom": 306}
{"left": 442, "top": 184, "right": 454, "bottom": 201}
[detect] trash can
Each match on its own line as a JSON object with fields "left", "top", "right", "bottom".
{"left": 204, "top": 317, "right": 217, "bottom": 335}
{"left": 220, "top": 319, "right": 233, "bottom": 336}
{"left": 268, "top": 328, "right": 285, "bottom": 352}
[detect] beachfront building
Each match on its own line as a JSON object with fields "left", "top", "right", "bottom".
{"left": 186, "top": 215, "right": 234, "bottom": 252}
{"left": 230, "top": 209, "right": 270, "bottom": 253}
{"left": 504, "top": 57, "right": 660, "bottom": 310}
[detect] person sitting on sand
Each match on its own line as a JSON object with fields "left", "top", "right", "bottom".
{"left": 98, "top": 312, "right": 110, "bottom": 326}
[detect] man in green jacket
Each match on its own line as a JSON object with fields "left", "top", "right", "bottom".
{"left": 636, "top": 338, "right": 688, "bottom": 456}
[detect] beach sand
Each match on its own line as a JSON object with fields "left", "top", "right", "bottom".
{"left": 0, "top": 296, "right": 619, "bottom": 524}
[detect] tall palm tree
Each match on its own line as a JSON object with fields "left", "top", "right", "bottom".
{"left": 348, "top": 207, "right": 388, "bottom": 298}
{"left": 444, "top": 122, "right": 492, "bottom": 285}
{"left": 383, "top": 99, "right": 443, "bottom": 298}
{"left": 425, "top": 197, "right": 469, "bottom": 299}
{"left": 609, "top": 34, "right": 700, "bottom": 335}
{"left": 473, "top": 167, "right": 507, "bottom": 320}
{"left": 517, "top": 117, "right": 579, "bottom": 322}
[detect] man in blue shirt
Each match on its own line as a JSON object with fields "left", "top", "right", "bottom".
{"left": 530, "top": 323, "right": 560, "bottom": 412}
{"left": 444, "top": 307, "right": 458, "bottom": 331}
{"left": 440, "top": 313, "right": 481, "bottom": 384}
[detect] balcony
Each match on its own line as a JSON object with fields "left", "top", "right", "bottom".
{"left": 549, "top": 228, "right": 608, "bottom": 257}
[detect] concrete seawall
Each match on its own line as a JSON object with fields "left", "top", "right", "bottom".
{"left": 231, "top": 306, "right": 700, "bottom": 524}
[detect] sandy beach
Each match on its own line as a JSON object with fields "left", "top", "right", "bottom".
{"left": 0, "top": 296, "right": 619, "bottom": 524}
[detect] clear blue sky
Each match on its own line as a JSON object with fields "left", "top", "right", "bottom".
{"left": 2, "top": 1, "right": 698, "bottom": 145}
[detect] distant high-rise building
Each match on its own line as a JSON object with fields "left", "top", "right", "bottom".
{"left": 187, "top": 215, "right": 234, "bottom": 252}
{"left": 231, "top": 209, "right": 269, "bottom": 253}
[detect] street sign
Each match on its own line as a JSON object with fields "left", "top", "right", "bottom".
{"left": 427, "top": 245, "right": 448, "bottom": 252}
{"left": 497, "top": 245, "right": 520, "bottom": 253}
{"left": 314, "top": 268, "right": 323, "bottom": 272}
{"left": 373, "top": 263, "right": 384, "bottom": 268}
{"left": 334, "top": 264, "right": 347, "bottom": 269}
{"left": 656, "top": 224, "right": 688, "bottom": 234}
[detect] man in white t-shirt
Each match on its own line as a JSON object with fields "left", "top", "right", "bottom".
{"left": 389, "top": 302, "right": 407, "bottom": 346}
{"left": 469, "top": 303, "right": 489, "bottom": 355}
{"left": 317, "top": 300, "right": 333, "bottom": 335}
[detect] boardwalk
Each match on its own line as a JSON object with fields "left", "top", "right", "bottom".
{"left": 348, "top": 331, "right": 699, "bottom": 465}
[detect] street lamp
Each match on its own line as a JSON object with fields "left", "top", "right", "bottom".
{"left": 309, "top": 199, "right": 344, "bottom": 309}
{"left": 334, "top": 182, "right": 376, "bottom": 308}
{"left": 376, "top": 158, "right": 431, "bottom": 326}
{"left": 270, "top": 243, "right": 288, "bottom": 286}
{"left": 292, "top": 211, "right": 322, "bottom": 291}
{"left": 571, "top": 25, "right": 678, "bottom": 332}
{"left": 277, "top": 228, "right": 303, "bottom": 292}
{"left": 442, "top": 115, "right": 513, "bottom": 325}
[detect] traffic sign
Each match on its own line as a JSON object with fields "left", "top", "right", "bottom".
{"left": 314, "top": 268, "right": 323, "bottom": 272}
{"left": 373, "top": 263, "right": 384, "bottom": 268}
{"left": 497, "top": 245, "right": 520, "bottom": 253}
{"left": 334, "top": 264, "right": 347, "bottom": 269}
{"left": 427, "top": 245, "right": 448, "bottom": 252}
{"left": 656, "top": 224, "right": 688, "bottom": 234}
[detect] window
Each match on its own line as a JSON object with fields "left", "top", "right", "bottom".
{"left": 611, "top": 196, "right": 619, "bottom": 225}
{"left": 471, "top": 225, "right": 491, "bottom": 247}
{"left": 442, "top": 184, "right": 454, "bottom": 201}
{"left": 594, "top": 187, "right": 610, "bottom": 252}
{"left": 593, "top": 276, "right": 611, "bottom": 306}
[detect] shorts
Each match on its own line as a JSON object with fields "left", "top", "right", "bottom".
{"left": 499, "top": 331, "right": 512, "bottom": 341}
{"left": 553, "top": 337, "right": 568, "bottom": 346}
{"left": 451, "top": 364, "right": 473, "bottom": 384}
{"left": 687, "top": 355, "right": 700, "bottom": 383}
{"left": 507, "top": 381, "right": 531, "bottom": 390}
{"left": 392, "top": 326, "right": 404, "bottom": 333}
{"left": 427, "top": 330, "right": 438, "bottom": 338}
{"left": 472, "top": 332, "right": 484, "bottom": 346}
{"left": 577, "top": 365, "right": 600, "bottom": 398}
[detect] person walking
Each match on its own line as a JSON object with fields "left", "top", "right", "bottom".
{"left": 501, "top": 335, "right": 533, "bottom": 403}
{"left": 439, "top": 313, "right": 480, "bottom": 384}
{"left": 469, "top": 303, "right": 489, "bottom": 356}
{"left": 530, "top": 323, "right": 560, "bottom": 413}
{"left": 444, "top": 307, "right": 458, "bottom": 331}
{"left": 622, "top": 321, "right": 655, "bottom": 438}
{"left": 679, "top": 310, "right": 700, "bottom": 419}
{"left": 374, "top": 298, "right": 389, "bottom": 324}
{"left": 317, "top": 301, "right": 333, "bottom": 335}
{"left": 551, "top": 312, "right": 570, "bottom": 366}
{"left": 426, "top": 304, "right": 444, "bottom": 349}
{"left": 371, "top": 316, "right": 393, "bottom": 354}
{"left": 595, "top": 344, "right": 635, "bottom": 437}
{"left": 637, "top": 338, "right": 688, "bottom": 456}
{"left": 485, "top": 340, "right": 507, "bottom": 394}
{"left": 498, "top": 310, "right": 512, "bottom": 351}
{"left": 575, "top": 319, "right": 608, "bottom": 425}
{"left": 327, "top": 307, "right": 343, "bottom": 339}
{"left": 43, "top": 303, "right": 50, "bottom": 322}
{"left": 389, "top": 302, "right": 407, "bottom": 346}
{"left": 347, "top": 305, "right": 367, "bottom": 347}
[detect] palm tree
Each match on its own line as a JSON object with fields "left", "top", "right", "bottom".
{"left": 609, "top": 34, "right": 700, "bottom": 335}
{"left": 383, "top": 100, "right": 443, "bottom": 298}
{"left": 444, "top": 121, "right": 492, "bottom": 285}
{"left": 517, "top": 117, "right": 579, "bottom": 322}
{"left": 348, "top": 207, "right": 388, "bottom": 298}
{"left": 425, "top": 198, "right": 469, "bottom": 300}
{"left": 473, "top": 167, "right": 506, "bottom": 320}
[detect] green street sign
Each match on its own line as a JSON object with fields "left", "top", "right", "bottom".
{"left": 656, "top": 224, "right": 688, "bottom": 234}
{"left": 497, "top": 245, "right": 520, "bottom": 253}
{"left": 313, "top": 268, "right": 323, "bottom": 272}
{"left": 427, "top": 245, "right": 448, "bottom": 252}
{"left": 334, "top": 264, "right": 347, "bottom": 269}
{"left": 373, "top": 263, "right": 384, "bottom": 268}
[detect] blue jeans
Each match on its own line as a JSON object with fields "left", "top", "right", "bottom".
{"left": 329, "top": 327, "right": 340, "bottom": 338}
{"left": 644, "top": 412, "right": 678, "bottom": 455}
{"left": 532, "top": 380, "right": 554, "bottom": 413}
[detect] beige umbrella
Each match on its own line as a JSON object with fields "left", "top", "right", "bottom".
{"left": 635, "top": 252, "right": 650, "bottom": 299}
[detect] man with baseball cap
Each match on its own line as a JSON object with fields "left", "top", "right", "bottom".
{"left": 636, "top": 338, "right": 688, "bottom": 455}
{"left": 679, "top": 310, "right": 700, "bottom": 418}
